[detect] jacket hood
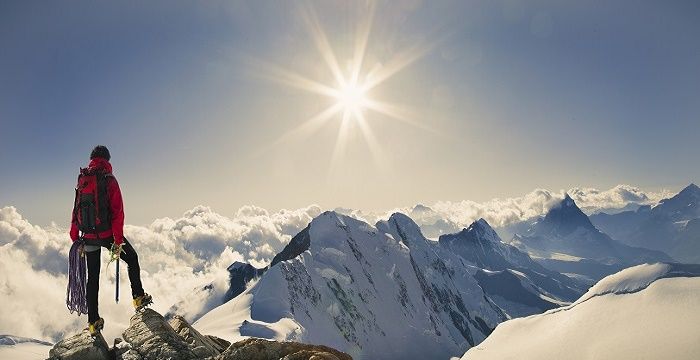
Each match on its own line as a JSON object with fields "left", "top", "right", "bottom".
{"left": 88, "top": 158, "right": 113, "bottom": 173}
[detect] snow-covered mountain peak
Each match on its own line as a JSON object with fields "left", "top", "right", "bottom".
{"left": 539, "top": 194, "right": 594, "bottom": 235}
{"left": 475, "top": 217, "right": 490, "bottom": 227}
{"left": 682, "top": 182, "right": 699, "bottom": 194}
{"left": 438, "top": 221, "right": 507, "bottom": 265}
{"left": 195, "top": 211, "right": 507, "bottom": 359}
{"left": 311, "top": 210, "right": 346, "bottom": 228}
{"left": 667, "top": 183, "right": 700, "bottom": 205}
{"left": 304, "top": 210, "right": 373, "bottom": 252}
{"left": 388, "top": 212, "right": 423, "bottom": 232}
{"left": 446, "top": 218, "right": 502, "bottom": 245}
{"left": 651, "top": 183, "right": 700, "bottom": 221}
{"left": 562, "top": 193, "right": 575, "bottom": 207}
{"left": 377, "top": 212, "right": 426, "bottom": 247}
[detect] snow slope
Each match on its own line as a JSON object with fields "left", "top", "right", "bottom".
{"left": 462, "top": 263, "right": 700, "bottom": 360}
{"left": 196, "top": 211, "right": 505, "bottom": 360}
{"left": 0, "top": 335, "right": 52, "bottom": 360}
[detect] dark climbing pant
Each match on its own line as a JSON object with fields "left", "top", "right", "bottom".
{"left": 86, "top": 237, "right": 145, "bottom": 323}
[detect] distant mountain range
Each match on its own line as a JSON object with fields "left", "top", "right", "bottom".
{"left": 164, "top": 184, "right": 699, "bottom": 359}
{"left": 591, "top": 183, "right": 700, "bottom": 263}
{"left": 507, "top": 194, "right": 673, "bottom": 282}
{"left": 175, "top": 211, "right": 586, "bottom": 359}
{"left": 437, "top": 218, "right": 584, "bottom": 315}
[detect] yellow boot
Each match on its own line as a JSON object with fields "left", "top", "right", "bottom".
{"left": 87, "top": 318, "right": 104, "bottom": 336}
{"left": 133, "top": 293, "right": 153, "bottom": 311}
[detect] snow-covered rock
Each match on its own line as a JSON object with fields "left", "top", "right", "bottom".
{"left": 461, "top": 263, "right": 700, "bottom": 360}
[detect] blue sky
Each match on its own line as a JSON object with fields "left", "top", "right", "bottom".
{"left": 1, "top": 0, "right": 698, "bottom": 225}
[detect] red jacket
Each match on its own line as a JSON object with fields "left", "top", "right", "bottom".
{"left": 70, "top": 158, "right": 125, "bottom": 245}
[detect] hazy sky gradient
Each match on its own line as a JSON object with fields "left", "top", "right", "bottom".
{"left": 1, "top": 0, "right": 698, "bottom": 225}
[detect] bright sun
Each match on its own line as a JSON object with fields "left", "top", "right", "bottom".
{"left": 256, "top": 2, "right": 432, "bottom": 170}
{"left": 334, "top": 81, "right": 369, "bottom": 118}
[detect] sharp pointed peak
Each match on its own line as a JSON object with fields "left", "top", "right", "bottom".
{"left": 539, "top": 192, "right": 595, "bottom": 234}
{"left": 682, "top": 183, "right": 699, "bottom": 192}
{"left": 548, "top": 194, "right": 585, "bottom": 214}
{"left": 467, "top": 218, "right": 492, "bottom": 231}
{"left": 313, "top": 210, "right": 343, "bottom": 222}
{"left": 227, "top": 261, "right": 253, "bottom": 272}
{"left": 450, "top": 218, "right": 501, "bottom": 242}
{"left": 662, "top": 183, "right": 700, "bottom": 203}
{"left": 562, "top": 193, "right": 576, "bottom": 205}
{"left": 308, "top": 210, "right": 354, "bottom": 232}
{"left": 389, "top": 211, "right": 414, "bottom": 222}
{"left": 387, "top": 212, "right": 423, "bottom": 235}
{"left": 476, "top": 217, "right": 490, "bottom": 226}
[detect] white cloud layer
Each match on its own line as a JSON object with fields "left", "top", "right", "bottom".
{"left": 0, "top": 184, "right": 672, "bottom": 343}
{"left": 0, "top": 204, "right": 320, "bottom": 343}
{"left": 567, "top": 185, "right": 672, "bottom": 213}
{"left": 350, "top": 185, "right": 673, "bottom": 237}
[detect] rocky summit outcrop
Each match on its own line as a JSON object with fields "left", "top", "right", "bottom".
{"left": 46, "top": 308, "right": 351, "bottom": 360}
{"left": 48, "top": 330, "right": 111, "bottom": 360}
{"left": 218, "top": 338, "right": 352, "bottom": 360}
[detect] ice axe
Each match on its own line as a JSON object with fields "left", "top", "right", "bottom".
{"left": 116, "top": 254, "right": 120, "bottom": 303}
{"left": 109, "top": 243, "right": 123, "bottom": 303}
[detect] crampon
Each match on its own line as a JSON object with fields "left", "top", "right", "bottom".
{"left": 87, "top": 318, "right": 104, "bottom": 336}
{"left": 133, "top": 293, "right": 153, "bottom": 312}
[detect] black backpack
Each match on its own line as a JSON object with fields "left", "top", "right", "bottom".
{"left": 72, "top": 168, "right": 113, "bottom": 235}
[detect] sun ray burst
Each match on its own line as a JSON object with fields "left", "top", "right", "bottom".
{"left": 252, "top": 1, "right": 435, "bottom": 171}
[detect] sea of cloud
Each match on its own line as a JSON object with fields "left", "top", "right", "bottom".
{"left": 0, "top": 204, "right": 321, "bottom": 343}
{"left": 344, "top": 184, "right": 673, "bottom": 238}
{"left": 0, "top": 184, "right": 672, "bottom": 343}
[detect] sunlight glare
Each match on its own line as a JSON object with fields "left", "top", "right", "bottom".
{"left": 334, "top": 81, "right": 368, "bottom": 117}
{"left": 253, "top": 1, "right": 436, "bottom": 172}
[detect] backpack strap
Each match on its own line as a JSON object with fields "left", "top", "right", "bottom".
{"left": 71, "top": 171, "right": 82, "bottom": 231}
{"left": 94, "top": 171, "right": 114, "bottom": 233}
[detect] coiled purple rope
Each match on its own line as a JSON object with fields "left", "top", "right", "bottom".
{"left": 66, "top": 239, "right": 88, "bottom": 315}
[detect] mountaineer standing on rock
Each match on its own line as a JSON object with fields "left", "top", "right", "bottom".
{"left": 69, "top": 145, "right": 152, "bottom": 335}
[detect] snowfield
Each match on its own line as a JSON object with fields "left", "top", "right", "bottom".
{"left": 462, "top": 263, "right": 700, "bottom": 360}
{"left": 0, "top": 336, "right": 52, "bottom": 360}
{"left": 0, "top": 342, "right": 52, "bottom": 360}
